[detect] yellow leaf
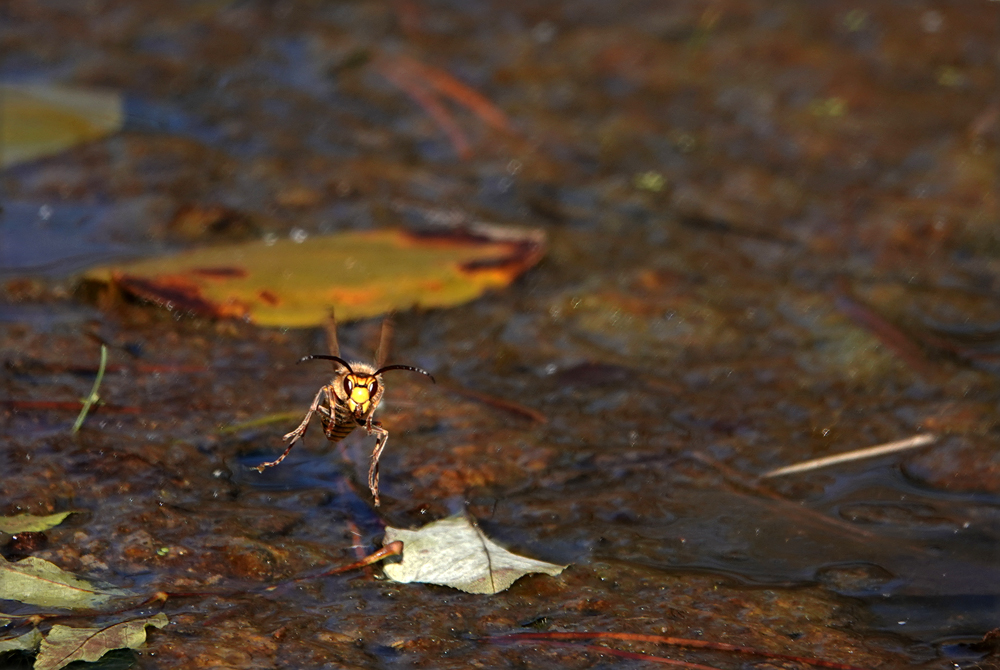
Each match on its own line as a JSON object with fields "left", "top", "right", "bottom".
{"left": 84, "top": 226, "right": 544, "bottom": 327}
{"left": 0, "top": 511, "right": 77, "bottom": 533}
{"left": 1, "top": 83, "right": 123, "bottom": 168}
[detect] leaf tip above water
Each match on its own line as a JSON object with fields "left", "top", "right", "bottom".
{"left": 0, "top": 511, "right": 78, "bottom": 534}
{"left": 0, "top": 83, "right": 123, "bottom": 168}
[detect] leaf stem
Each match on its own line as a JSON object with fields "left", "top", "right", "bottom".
{"left": 72, "top": 345, "right": 108, "bottom": 434}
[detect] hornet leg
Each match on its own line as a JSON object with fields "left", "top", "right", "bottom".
{"left": 255, "top": 386, "right": 330, "bottom": 472}
{"left": 366, "top": 421, "right": 389, "bottom": 506}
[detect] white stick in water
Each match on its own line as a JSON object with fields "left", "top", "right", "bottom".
{"left": 762, "top": 433, "right": 938, "bottom": 478}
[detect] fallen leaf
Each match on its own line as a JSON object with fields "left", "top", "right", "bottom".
{"left": 382, "top": 515, "right": 565, "bottom": 594}
{"left": 83, "top": 224, "right": 544, "bottom": 327}
{"left": 0, "top": 555, "right": 127, "bottom": 609}
{"left": 0, "top": 83, "right": 122, "bottom": 168}
{"left": 0, "top": 627, "right": 43, "bottom": 655}
{"left": 35, "top": 613, "right": 168, "bottom": 670}
{"left": 0, "top": 512, "right": 77, "bottom": 534}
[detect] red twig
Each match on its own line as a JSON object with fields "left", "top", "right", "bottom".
{"left": 377, "top": 59, "right": 472, "bottom": 159}
{"left": 488, "top": 631, "right": 873, "bottom": 670}
{"left": 395, "top": 55, "right": 514, "bottom": 134}
{"left": 563, "top": 642, "right": 723, "bottom": 669}
{"left": 262, "top": 541, "right": 403, "bottom": 592}
{"left": 376, "top": 54, "right": 516, "bottom": 159}
{"left": 831, "top": 279, "right": 937, "bottom": 379}
{"left": 440, "top": 381, "right": 548, "bottom": 423}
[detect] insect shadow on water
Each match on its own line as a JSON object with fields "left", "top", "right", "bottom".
{"left": 254, "top": 314, "right": 434, "bottom": 506}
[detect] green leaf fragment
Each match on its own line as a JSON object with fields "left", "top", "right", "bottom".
{"left": 0, "top": 556, "right": 127, "bottom": 609}
{"left": 0, "top": 627, "right": 43, "bottom": 655}
{"left": 35, "top": 613, "right": 168, "bottom": 670}
{"left": 0, "top": 511, "right": 77, "bottom": 534}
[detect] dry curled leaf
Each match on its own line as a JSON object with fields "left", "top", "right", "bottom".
{"left": 84, "top": 224, "right": 545, "bottom": 327}
{"left": 382, "top": 515, "right": 566, "bottom": 594}
{"left": 35, "top": 613, "right": 168, "bottom": 670}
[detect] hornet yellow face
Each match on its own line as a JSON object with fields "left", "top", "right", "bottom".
{"left": 344, "top": 374, "right": 379, "bottom": 417}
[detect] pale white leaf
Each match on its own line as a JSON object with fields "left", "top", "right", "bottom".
{"left": 383, "top": 515, "right": 565, "bottom": 594}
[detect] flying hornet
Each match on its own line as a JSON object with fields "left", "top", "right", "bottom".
{"left": 256, "top": 316, "right": 434, "bottom": 506}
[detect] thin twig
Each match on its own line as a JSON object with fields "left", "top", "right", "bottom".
{"left": 262, "top": 541, "right": 403, "bottom": 592}
{"left": 831, "top": 279, "right": 938, "bottom": 380}
{"left": 377, "top": 59, "right": 472, "bottom": 159}
{"left": 396, "top": 55, "right": 515, "bottom": 134}
{"left": 488, "top": 631, "right": 873, "bottom": 670}
{"left": 688, "top": 452, "right": 881, "bottom": 541}
{"left": 440, "top": 381, "right": 548, "bottom": 423}
{"left": 72, "top": 345, "right": 108, "bottom": 433}
{"left": 557, "top": 642, "right": 723, "bottom": 669}
{"left": 761, "top": 434, "right": 938, "bottom": 478}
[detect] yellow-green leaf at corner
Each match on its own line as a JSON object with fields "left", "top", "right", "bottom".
{"left": 1, "top": 83, "right": 123, "bottom": 168}
{"left": 0, "top": 511, "right": 77, "bottom": 534}
{"left": 0, "top": 555, "right": 127, "bottom": 609}
{"left": 84, "top": 226, "right": 545, "bottom": 328}
{"left": 35, "top": 613, "right": 168, "bottom": 670}
{"left": 0, "top": 627, "right": 43, "bottom": 655}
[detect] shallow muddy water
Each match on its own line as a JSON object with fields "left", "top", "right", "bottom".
{"left": 2, "top": 1, "right": 1000, "bottom": 668}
